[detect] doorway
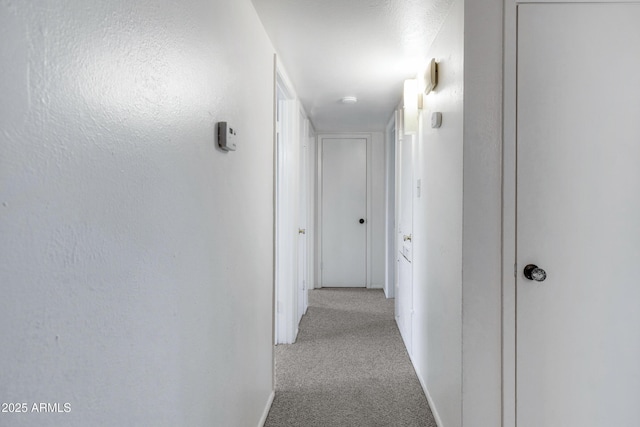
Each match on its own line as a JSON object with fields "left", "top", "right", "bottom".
{"left": 297, "top": 112, "right": 311, "bottom": 322}
{"left": 274, "top": 64, "right": 311, "bottom": 344}
{"left": 510, "top": 3, "right": 640, "bottom": 425}
{"left": 318, "top": 135, "right": 371, "bottom": 288}
{"left": 395, "top": 126, "right": 414, "bottom": 354}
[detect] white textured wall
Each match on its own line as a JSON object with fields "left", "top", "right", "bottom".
{"left": 0, "top": 1, "right": 275, "bottom": 426}
{"left": 411, "top": 0, "right": 463, "bottom": 426}
{"left": 461, "top": 0, "right": 504, "bottom": 425}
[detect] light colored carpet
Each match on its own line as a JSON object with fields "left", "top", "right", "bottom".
{"left": 264, "top": 288, "right": 437, "bottom": 427}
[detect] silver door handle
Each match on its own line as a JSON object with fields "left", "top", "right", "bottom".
{"left": 523, "top": 264, "right": 546, "bottom": 282}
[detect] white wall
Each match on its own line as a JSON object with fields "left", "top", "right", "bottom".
{"left": 405, "top": 0, "right": 505, "bottom": 425}
{"left": 410, "top": 1, "right": 464, "bottom": 426}
{"left": 0, "top": 1, "right": 276, "bottom": 426}
{"left": 461, "top": 0, "right": 504, "bottom": 425}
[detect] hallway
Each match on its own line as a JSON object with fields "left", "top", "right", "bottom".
{"left": 265, "top": 289, "right": 436, "bottom": 427}
{"left": 3, "top": 0, "right": 638, "bottom": 426}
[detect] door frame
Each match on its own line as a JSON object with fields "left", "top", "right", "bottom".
{"left": 297, "top": 111, "right": 311, "bottom": 320}
{"left": 274, "top": 60, "right": 301, "bottom": 345}
{"left": 384, "top": 114, "right": 397, "bottom": 298}
{"left": 502, "top": 2, "right": 518, "bottom": 425}
{"left": 394, "top": 106, "right": 415, "bottom": 353}
{"left": 502, "top": 1, "right": 631, "bottom": 425}
{"left": 316, "top": 133, "right": 373, "bottom": 288}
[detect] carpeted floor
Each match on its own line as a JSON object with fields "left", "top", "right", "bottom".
{"left": 264, "top": 288, "right": 437, "bottom": 427}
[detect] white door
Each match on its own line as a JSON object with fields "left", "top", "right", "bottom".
{"left": 321, "top": 137, "right": 367, "bottom": 287}
{"left": 396, "top": 131, "right": 413, "bottom": 352}
{"left": 297, "top": 119, "right": 309, "bottom": 320}
{"left": 517, "top": 4, "right": 640, "bottom": 426}
{"left": 274, "top": 73, "right": 300, "bottom": 344}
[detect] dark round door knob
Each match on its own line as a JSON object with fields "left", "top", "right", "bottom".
{"left": 523, "top": 264, "right": 547, "bottom": 282}
{"left": 359, "top": 218, "right": 365, "bottom": 224}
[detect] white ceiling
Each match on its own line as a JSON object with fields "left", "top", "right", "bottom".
{"left": 251, "top": 0, "right": 454, "bottom": 132}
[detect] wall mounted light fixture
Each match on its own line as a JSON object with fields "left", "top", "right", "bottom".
{"left": 403, "top": 59, "right": 439, "bottom": 135}
{"left": 423, "top": 58, "right": 438, "bottom": 95}
{"left": 403, "top": 79, "right": 419, "bottom": 135}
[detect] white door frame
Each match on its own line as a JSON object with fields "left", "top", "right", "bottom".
{"left": 384, "top": 114, "right": 397, "bottom": 298}
{"left": 394, "top": 108, "right": 415, "bottom": 353}
{"left": 297, "top": 111, "right": 310, "bottom": 320}
{"left": 275, "top": 61, "right": 300, "bottom": 344}
{"left": 393, "top": 108, "right": 403, "bottom": 311}
{"left": 306, "top": 124, "right": 316, "bottom": 293}
{"left": 306, "top": 129, "right": 316, "bottom": 291}
{"left": 502, "top": 2, "right": 518, "bottom": 424}
{"left": 316, "top": 133, "right": 373, "bottom": 288}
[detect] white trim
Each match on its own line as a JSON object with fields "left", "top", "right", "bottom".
{"left": 307, "top": 129, "right": 316, "bottom": 291}
{"left": 275, "top": 56, "right": 296, "bottom": 99}
{"left": 270, "top": 52, "right": 277, "bottom": 387}
{"left": 407, "top": 350, "right": 444, "bottom": 427}
{"left": 503, "top": 2, "right": 518, "bottom": 426}
{"left": 393, "top": 106, "right": 403, "bottom": 308}
{"left": 384, "top": 114, "right": 397, "bottom": 298}
{"left": 258, "top": 391, "right": 275, "bottom": 427}
{"left": 366, "top": 134, "right": 373, "bottom": 288}
{"left": 306, "top": 124, "right": 317, "bottom": 291}
{"left": 297, "top": 111, "right": 311, "bottom": 318}
{"left": 315, "top": 135, "right": 323, "bottom": 288}
{"left": 317, "top": 133, "right": 373, "bottom": 288}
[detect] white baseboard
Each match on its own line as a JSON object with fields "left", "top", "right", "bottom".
{"left": 408, "top": 352, "right": 444, "bottom": 427}
{"left": 258, "top": 391, "right": 275, "bottom": 427}
{"left": 421, "top": 376, "right": 444, "bottom": 427}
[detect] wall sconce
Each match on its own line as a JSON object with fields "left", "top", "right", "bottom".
{"left": 423, "top": 58, "right": 438, "bottom": 95}
{"left": 403, "top": 79, "right": 420, "bottom": 135}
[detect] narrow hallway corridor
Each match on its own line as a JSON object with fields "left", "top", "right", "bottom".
{"left": 265, "top": 289, "right": 436, "bottom": 427}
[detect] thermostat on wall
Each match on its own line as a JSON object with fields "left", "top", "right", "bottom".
{"left": 217, "top": 122, "right": 237, "bottom": 151}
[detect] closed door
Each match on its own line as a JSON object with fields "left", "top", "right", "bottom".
{"left": 321, "top": 137, "right": 367, "bottom": 287}
{"left": 517, "top": 4, "right": 640, "bottom": 426}
{"left": 396, "top": 132, "right": 413, "bottom": 352}
{"left": 297, "top": 128, "right": 309, "bottom": 320}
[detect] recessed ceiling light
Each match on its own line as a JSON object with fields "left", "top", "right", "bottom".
{"left": 341, "top": 96, "right": 358, "bottom": 104}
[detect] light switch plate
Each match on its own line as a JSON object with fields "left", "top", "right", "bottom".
{"left": 431, "top": 112, "right": 442, "bottom": 128}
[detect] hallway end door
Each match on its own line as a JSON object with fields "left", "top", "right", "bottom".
{"left": 320, "top": 136, "right": 367, "bottom": 287}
